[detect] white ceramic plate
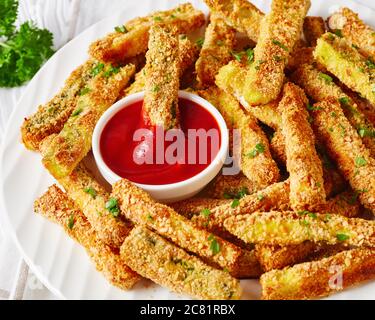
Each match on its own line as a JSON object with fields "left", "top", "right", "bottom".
{"left": 1, "top": 0, "right": 375, "bottom": 300}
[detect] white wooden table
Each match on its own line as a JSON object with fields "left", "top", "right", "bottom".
{"left": 0, "top": 0, "right": 373, "bottom": 300}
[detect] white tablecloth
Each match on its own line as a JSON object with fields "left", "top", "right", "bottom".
{"left": 0, "top": 0, "right": 374, "bottom": 300}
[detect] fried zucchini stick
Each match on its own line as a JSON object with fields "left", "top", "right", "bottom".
{"left": 261, "top": 248, "right": 375, "bottom": 300}
{"left": 224, "top": 211, "right": 375, "bottom": 247}
{"left": 169, "top": 198, "right": 230, "bottom": 219}
{"left": 123, "top": 37, "right": 199, "bottom": 97}
{"left": 314, "top": 33, "right": 375, "bottom": 106}
{"left": 242, "top": 0, "right": 310, "bottom": 105}
{"left": 143, "top": 25, "right": 180, "bottom": 129}
{"left": 292, "top": 63, "right": 375, "bottom": 157}
{"left": 311, "top": 99, "right": 375, "bottom": 213}
{"left": 21, "top": 60, "right": 97, "bottom": 151}
{"left": 203, "top": 0, "right": 263, "bottom": 43}
{"left": 196, "top": 15, "right": 236, "bottom": 86}
{"left": 112, "top": 179, "right": 261, "bottom": 278}
{"left": 42, "top": 64, "right": 135, "bottom": 179}
{"left": 269, "top": 130, "right": 287, "bottom": 165}
{"left": 248, "top": 100, "right": 281, "bottom": 130}
{"left": 286, "top": 47, "right": 315, "bottom": 72}
{"left": 205, "top": 173, "right": 259, "bottom": 199}
{"left": 328, "top": 7, "right": 375, "bottom": 61}
{"left": 192, "top": 180, "right": 291, "bottom": 234}
{"left": 198, "top": 87, "right": 280, "bottom": 189}
{"left": 121, "top": 226, "right": 241, "bottom": 299}
{"left": 303, "top": 16, "right": 326, "bottom": 47}
{"left": 278, "top": 83, "right": 326, "bottom": 211}
{"left": 34, "top": 185, "right": 140, "bottom": 290}
{"left": 89, "top": 3, "right": 205, "bottom": 62}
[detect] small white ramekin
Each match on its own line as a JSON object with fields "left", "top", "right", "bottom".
{"left": 92, "top": 90, "right": 228, "bottom": 203}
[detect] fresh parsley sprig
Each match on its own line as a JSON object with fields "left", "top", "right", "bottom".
{"left": 0, "top": 0, "right": 55, "bottom": 87}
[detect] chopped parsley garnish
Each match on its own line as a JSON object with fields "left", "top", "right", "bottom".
{"left": 246, "top": 48, "right": 254, "bottom": 63}
{"left": 170, "top": 14, "right": 176, "bottom": 19}
{"left": 201, "top": 208, "right": 211, "bottom": 217}
{"left": 336, "top": 233, "right": 349, "bottom": 241}
{"left": 273, "top": 55, "right": 283, "bottom": 62}
{"left": 333, "top": 29, "right": 343, "bottom": 37}
{"left": 231, "top": 51, "right": 243, "bottom": 62}
{"left": 147, "top": 214, "right": 153, "bottom": 221}
{"left": 208, "top": 234, "right": 220, "bottom": 255}
{"left": 366, "top": 59, "right": 375, "bottom": 69}
{"left": 105, "top": 198, "right": 120, "bottom": 217}
{"left": 223, "top": 187, "right": 249, "bottom": 200}
{"left": 153, "top": 16, "right": 163, "bottom": 22}
{"left": 338, "top": 97, "right": 350, "bottom": 106}
{"left": 298, "top": 210, "right": 317, "bottom": 219}
{"left": 114, "top": 25, "right": 128, "bottom": 33}
{"left": 152, "top": 85, "right": 160, "bottom": 92}
{"left": 91, "top": 63, "right": 104, "bottom": 76}
{"left": 319, "top": 72, "right": 333, "bottom": 84}
{"left": 71, "top": 108, "right": 83, "bottom": 117}
{"left": 246, "top": 143, "right": 265, "bottom": 158}
{"left": 231, "top": 199, "right": 240, "bottom": 208}
{"left": 79, "top": 87, "right": 91, "bottom": 96}
{"left": 103, "top": 65, "right": 120, "bottom": 78}
{"left": 257, "top": 194, "right": 265, "bottom": 201}
{"left": 358, "top": 127, "right": 375, "bottom": 138}
{"left": 196, "top": 38, "right": 204, "bottom": 47}
{"left": 84, "top": 187, "right": 97, "bottom": 199}
{"left": 272, "top": 39, "right": 288, "bottom": 51}
{"left": 306, "top": 103, "right": 321, "bottom": 111}
{"left": 355, "top": 156, "right": 367, "bottom": 167}
{"left": 67, "top": 214, "right": 75, "bottom": 230}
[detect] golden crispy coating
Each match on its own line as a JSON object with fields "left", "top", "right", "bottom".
{"left": 42, "top": 64, "right": 135, "bottom": 179}
{"left": 292, "top": 63, "right": 375, "bottom": 157}
{"left": 123, "top": 37, "right": 199, "bottom": 97}
{"left": 314, "top": 33, "right": 375, "bottom": 106}
{"left": 192, "top": 180, "right": 291, "bottom": 235}
{"left": 344, "top": 88, "right": 375, "bottom": 128}
{"left": 205, "top": 173, "right": 259, "bottom": 199}
{"left": 311, "top": 99, "right": 375, "bottom": 213}
{"left": 286, "top": 47, "right": 314, "bottom": 72}
{"left": 255, "top": 242, "right": 316, "bottom": 272}
{"left": 260, "top": 248, "right": 375, "bottom": 300}
{"left": 224, "top": 211, "right": 375, "bottom": 247}
{"left": 143, "top": 25, "right": 180, "bottom": 129}
{"left": 328, "top": 7, "right": 375, "bottom": 61}
{"left": 58, "top": 163, "right": 132, "bottom": 248}
{"left": 303, "top": 16, "right": 326, "bottom": 47}
{"left": 270, "top": 130, "right": 287, "bottom": 165}
{"left": 316, "top": 190, "right": 361, "bottom": 218}
{"left": 34, "top": 185, "right": 140, "bottom": 290}
{"left": 203, "top": 0, "right": 263, "bottom": 42}
{"left": 111, "top": 179, "right": 260, "bottom": 277}
{"left": 198, "top": 87, "right": 280, "bottom": 189}
{"left": 89, "top": 3, "right": 205, "bottom": 62}
{"left": 121, "top": 226, "right": 242, "bottom": 299}
{"left": 169, "top": 198, "right": 230, "bottom": 219}
{"left": 21, "top": 60, "right": 97, "bottom": 151}
{"left": 242, "top": 0, "right": 310, "bottom": 105}
{"left": 278, "top": 83, "right": 326, "bottom": 211}
{"left": 196, "top": 15, "right": 236, "bottom": 87}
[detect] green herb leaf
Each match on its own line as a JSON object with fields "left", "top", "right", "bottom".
{"left": 103, "top": 65, "right": 120, "bottom": 78}
{"left": 231, "top": 199, "right": 240, "bottom": 208}
{"left": 246, "top": 48, "right": 254, "bottom": 63}
{"left": 201, "top": 208, "right": 211, "bottom": 217}
{"left": 79, "top": 87, "right": 91, "bottom": 96}
{"left": 355, "top": 156, "right": 367, "bottom": 167}
{"left": 196, "top": 38, "right": 204, "bottom": 47}
{"left": 246, "top": 143, "right": 265, "bottom": 158}
{"left": 257, "top": 194, "right": 264, "bottom": 201}
{"left": 147, "top": 214, "right": 153, "bottom": 221}
{"left": 333, "top": 29, "right": 343, "bottom": 37}
{"left": 71, "top": 108, "right": 83, "bottom": 117}
{"left": 208, "top": 234, "right": 220, "bottom": 255}
{"left": 67, "top": 214, "right": 75, "bottom": 230}
{"left": 0, "top": 0, "right": 18, "bottom": 37}
{"left": 153, "top": 16, "right": 163, "bottom": 22}
{"left": 91, "top": 63, "right": 104, "bottom": 76}
{"left": 336, "top": 233, "right": 349, "bottom": 241}
{"left": 319, "top": 72, "right": 333, "bottom": 84}
{"left": 84, "top": 187, "right": 97, "bottom": 199}
{"left": 366, "top": 59, "right": 375, "bottom": 69}
{"left": 114, "top": 25, "right": 128, "bottom": 33}
{"left": 105, "top": 198, "right": 120, "bottom": 217}
{"left": 272, "top": 39, "right": 288, "bottom": 51}
{"left": 152, "top": 85, "right": 160, "bottom": 92}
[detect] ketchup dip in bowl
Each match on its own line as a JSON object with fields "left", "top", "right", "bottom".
{"left": 92, "top": 91, "right": 228, "bottom": 202}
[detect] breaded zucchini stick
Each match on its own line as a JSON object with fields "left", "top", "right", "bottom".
{"left": 42, "top": 64, "right": 135, "bottom": 179}
{"left": 21, "top": 60, "right": 97, "bottom": 151}
{"left": 317, "top": 190, "right": 361, "bottom": 218}
{"left": 261, "top": 248, "right": 375, "bottom": 300}
{"left": 198, "top": 87, "right": 280, "bottom": 189}
{"left": 203, "top": 0, "right": 263, "bottom": 42}
{"left": 314, "top": 33, "right": 375, "bottom": 106}
{"left": 303, "top": 16, "right": 326, "bottom": 47}
{"left": 112, "top": 179, "right": 261, "bottom": 278}
{"left": 123, "top": 37, "right": 199, "bottom": 97}
{"left": 269, "top": 130, "right": 286, "bottom": 165}
{"left": 121, "top": 226, "right": 241, "bottom": 299}
{"left": 224, "top": 211, "right": 375, "bottom": 247}
{"left": 311, "top": 99, "right": 375, "bottom": 213}
{"left": 278, "top": 83, "right": 326, "bottom": 211}
{"left": 34, "top": 185, "right": 140, "bottom": 290}
{"left": 205, "top": 173, "right": 259, "bottom": 199}
{"left": 89, "top": 3, "right": 205, "bottom": 62}
{"left": 192, "top": 180, "right": 291, "bottom": 234}
{"left": 143, "top": 25, "right": 180, "bottom": 129}
{"left": 328, "top": 7, "right": 375, "bottom": 61}
{"left": 196, "top": 14, "right": 236, "bottom": 86}
{"left": 255, "top": 242, "right": 316, "bottom": 272}
{"left": 247, "top": 100, "right": 281, "bottom": 130}
{"left": 57, "top": 163, "right": 132, "bottom": 248}
{"left": 286, "top": 47, "right": 314, "bottom": 72}
{"left": 292, "top": 63, "right": 375, "bottom": 157}
{"left": 169, "top": 198, "right": 230, "bottom": 219}
{"left": 242, "top": 0, "right": 310, "bottom": 105}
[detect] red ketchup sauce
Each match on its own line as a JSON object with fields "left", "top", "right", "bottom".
{"left": 100, "top": 98, "right": 221, "bottom": 185}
